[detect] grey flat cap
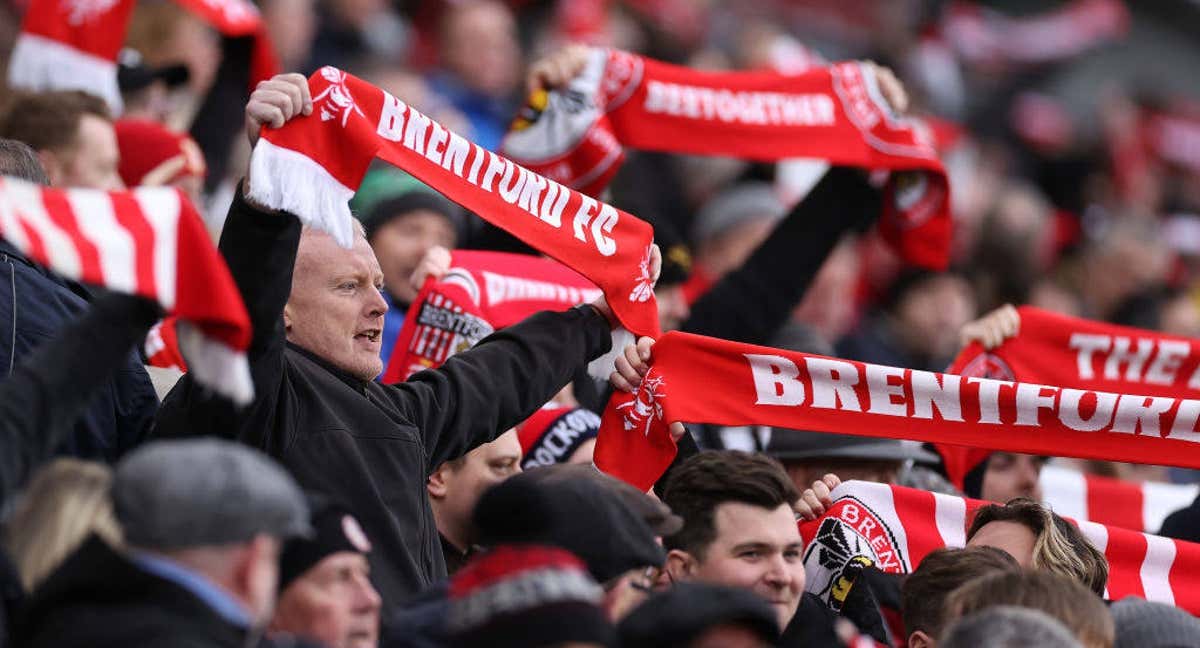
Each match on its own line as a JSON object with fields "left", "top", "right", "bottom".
{"left": 1112, "top": 597, "right": 1200, "bottom": 648}
{"left": 691, "top": 181, "right": 786, "bottom": 245}
{"left": 766, "top": 429, "right": 938, "bottom": 464}
{"left": 114, "top": 439, "right": 312, "bottom": 549}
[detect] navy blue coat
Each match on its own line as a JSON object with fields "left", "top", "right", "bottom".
{"left": 0, "top": 241, "right": 156, "bottom": 462}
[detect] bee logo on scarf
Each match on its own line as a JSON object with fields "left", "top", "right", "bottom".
{"left": 617, "top": 374, "right": 667, "bottom": 437}
{"left": 315, "top": 67, "right": 365, "bottom": 127}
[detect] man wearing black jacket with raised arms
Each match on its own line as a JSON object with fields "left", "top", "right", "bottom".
{"left": 154, "top": 74, "right": 660, "bottom": 609}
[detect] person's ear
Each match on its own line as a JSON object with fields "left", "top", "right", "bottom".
{"left": 427, "top": 463, "right": 450, "bottom": 499}
{"left": 908, "top": 629, "right": 935, "bottom": 648}
{"left": 36, "top": 149, "right": 64, "bottom": 186}
{"left": 664, "top": 549, "right": 697, "bottom": 582}
{"left": 282, "top": 303, "right": 294, "bottom": 334}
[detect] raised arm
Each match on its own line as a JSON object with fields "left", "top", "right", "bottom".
{"left": 154, "top": 75, "right": 310, "bottom": 442}
{"left": 683, "top": 165, "right": 880, "bottom": 344}
{"left": 0, "top": 293, "right": 159, "bottom": 507}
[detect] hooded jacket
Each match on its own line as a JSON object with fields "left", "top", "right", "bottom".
{"left": 154, "top": 189, "right": 613, "bottom": 609}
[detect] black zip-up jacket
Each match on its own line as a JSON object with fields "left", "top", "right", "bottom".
{"left": 154, "top": 189, "right": 613, "bottom": 607}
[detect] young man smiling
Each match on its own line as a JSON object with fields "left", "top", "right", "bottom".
{"left": 660, "top": 450, "right": 805, "bottom": 631}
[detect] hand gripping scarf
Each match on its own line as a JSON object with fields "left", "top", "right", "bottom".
{"left": 0, "top": 176, "right": 252, "bottom": 403}
{"left": 500, "top": 48, "right": 951, "bottom": 269}
{"left": 801, "top": 480, "right": 1200, "bottom": 614}
{"left": 8, "top": 0, "right": 277, "bottom": 111}
{"left": 597, "top": 331, "right": 1200, "bottom": 491}
{"left": 380, "top": 250, "right": 602, "bottom": 383}
{"left": 248, "top": 67, "right": 659, "bottom": 337}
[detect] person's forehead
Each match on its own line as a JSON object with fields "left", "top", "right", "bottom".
{"left": 969, "top": 520, "right": 1035, "bottom": 546}
{"left": 711, "top": 501, "right": 800, "bottom": 544}
{"left": 300, "top": 231, "right": 382, "bottom": 276}
{"left": 309, "top": 550, "right": 369, "bottom": 576}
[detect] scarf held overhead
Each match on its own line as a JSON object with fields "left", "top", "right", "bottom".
{"left": 596, "top": 331, "right": 1200, "bottom": 491}
{"left": 7, "top": 0, "right": 276, "bottom": 111}
{"left": 380, "top": 250, "right": 601, "bottom": 383}
{"left": 0, "top": 176, "right": 252, "bottom": 403}
{"left": 801, "top": 480, "right": 1200, "bottom": 614}
{"left": 248, "top": 67, "right": 659, "bottom": 337}
{"left": 500, "top": 48, "right": 951, "bottom": 269}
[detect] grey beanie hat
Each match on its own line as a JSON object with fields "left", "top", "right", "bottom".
{"left": 1112, "top": 597, "right": 1200, "bottom": 648}
{"left": 690, "top": 181, "right": 786, "bottom": 245}
{"left": 113, "top": 439, "right": 312, "bottom": 549}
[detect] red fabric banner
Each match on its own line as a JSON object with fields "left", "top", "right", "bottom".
{"left": 249, "top": 67, "right": 659, "bottom": 338}
{"left": 949, "top": 306, "right": 1200, "bottom": 399}
{"left": 0, "top": 176, "right": 251, "bottom": 403}
{"left": 597, "top": 331, "right": 1200, "bottom": 491}
{"left": 501, "top": 49, "right": 951, "bottom": 269}
{"left": 1040, "top": 464, "right": 1199, "bottom": 534}
{"left": 801, "top": 480, "right": 1200, "bottom": 614}
{"left": 381, "top": 250, "right": 602, "bottom": 383}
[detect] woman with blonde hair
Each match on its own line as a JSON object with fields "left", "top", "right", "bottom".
{"left": 4, "top": 459, "right": 122, "bottom": 591}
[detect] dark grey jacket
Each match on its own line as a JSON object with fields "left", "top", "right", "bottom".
{"left": 154, "top": 189, "right": 613, "bottom": 608}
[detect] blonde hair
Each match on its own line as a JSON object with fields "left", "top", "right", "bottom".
{"left": 968, "top": 498, "right": 1108, "bottom": 596}
{"left": 5, "top": 459, "right": 122, "bottom": 591}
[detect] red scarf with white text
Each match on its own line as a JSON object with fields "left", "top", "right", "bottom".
{"left": 949, "top": 306, "right": 1200, "bottom": 398}
{"left": 802, "top": 480, "right": 1200, "bottom": 614}
{"left": 380, "top": 250, "right": 601, "bottom": 383}
{"left": 0, "top": 176, "right": 252, "bottom": 403}
{"left": 249, "top": 67, "right": 659, "bottom": 337}
{"left": 500, "top": 48, "right": 951, "bottom": 269}
{"left": 7, "top": 0, "right": 276, "bottom": 111}
{"left": 596, "top": 331, "right": 1200, "bottom": 491}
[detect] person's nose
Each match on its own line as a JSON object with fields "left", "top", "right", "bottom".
{"left": 366, "top": 286, "right": 388, "bottom": 319}
{"left": 353, "top": 573, "right": 382, "bottom": 613}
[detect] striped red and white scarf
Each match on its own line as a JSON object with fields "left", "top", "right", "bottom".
{"left": 1040, "top": 464, "right": 1198, "bottom": 534}
{"left": 0, "top": 176, "right": 252, "bottom": 403}
{"left": 248, "top": 67, "right": 660, "bottom": 337}
{"left": 500, "top": 48, "right": 951, "bottom": 270}
{"left": 800, "top": 480, "right": 1200, "bottom": 613}
{"left": 7, "top": 0, "right": 276, "bottom": 111}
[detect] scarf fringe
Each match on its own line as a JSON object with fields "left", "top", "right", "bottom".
{"left": 176, "top": 321, "right": 254, "bottom": 406}
{"left": 247, "top": 138, "right": 356, "bottom": 248}
{"left": 7, "top": 34, "right": 122, "bottom": 113}
{"left": 586, "top": 327, "right": 636, "bottom": 385}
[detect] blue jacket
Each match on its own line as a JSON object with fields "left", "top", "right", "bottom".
{"left": 0, "top": 241, "right": 157, "bottom": 462}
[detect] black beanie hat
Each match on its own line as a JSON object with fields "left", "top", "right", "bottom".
{"left": 278, "top": 501, "right": 372, "bottom": 591}
{"left": 618, "top": 582, "right": 780, "bottom": 648}
{"left": 472, "top": 469, "right": 666, "bottom": 584}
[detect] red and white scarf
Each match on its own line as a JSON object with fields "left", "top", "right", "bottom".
{"left": 249, "top": 67, "right": 659, "bottom": 337}
{"left": 801, "top": 480, "right": 1200, "bottom": 613}
{"left": 596, "top": 331, "right": 1200, "bottom": 491}
{"left": 949, "top": 306, "right": 1200, "bottom": 398}
{"left": 1040, "top": 464, "right": 1199, "bottom": 534}
{"left": 0, "top": 176, "right": 252, "bottom": 403}
{"left": 8, "top": 0, "right": 276, "bottom": 111}
{"left": 500, "top": 48, "right": 951, "bottom": 270}
{"left": 380, "top": 250, "right": 601, "bottom": 383}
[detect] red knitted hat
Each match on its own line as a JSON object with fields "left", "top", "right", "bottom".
{"left": 448, "top": 545, "right": 615, "bottom": 648}
{"left": 115, "top": 119, "right": 207, "bottom": 187}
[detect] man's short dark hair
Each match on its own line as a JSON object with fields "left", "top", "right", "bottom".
{"left": 901, "top": 547, "right": 1020, "bottom": 640}
{"left": 661, "top": 451, "right": 799, "bottom": 558}
{"left": 0, "top": 139, "right": 50, "bottom": 185}
{"left": 0, "top": 90, "right": 111, "bottom": 153}
{"left": 945, "top": 571, "right": 1114, "bottom": 648}
{"left": 968, "top": 498, "right": 1109, "bottom": 596}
